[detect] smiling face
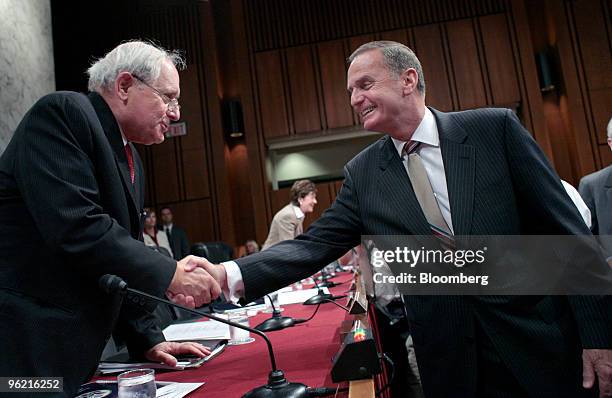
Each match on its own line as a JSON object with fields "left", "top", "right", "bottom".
{"left": 299, "top": 191, "right": 318, "bottom": 214}
{"left": 347, "top": 49, "right": 422, "bottom": 140}
{"left": 122, "top": 60, "right": 181, "bottom": 145}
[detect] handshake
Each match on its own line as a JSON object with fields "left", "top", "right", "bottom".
{"left": 166, "top": 255, "right": 227, "bottom": 308}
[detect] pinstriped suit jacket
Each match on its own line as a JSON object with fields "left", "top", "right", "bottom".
{"left": 236, "top": 107, "right": 611, "bottom": 397}
{"left": 0, "top": 92, "right": 176, "bottom": 396}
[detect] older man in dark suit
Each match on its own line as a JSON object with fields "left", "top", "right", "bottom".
{"left": 181, "top": 41, "right": 612, "bottom": 397}
{"left": 579, "top": 117, "right": 612, "bottom": 259}
{"left": 0, "top": 41, "right": 220, "bottom": 396}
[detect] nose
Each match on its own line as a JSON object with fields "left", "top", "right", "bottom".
{"left": 167, "top": 107, "right": 180, "bottom": 121}
{"left": 350, "top": 89, "right": 362, "bottom": 108}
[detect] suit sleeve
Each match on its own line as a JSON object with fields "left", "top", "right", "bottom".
{"left": 502, "top": 109, "right": 611, "bottom": 348}
{"left": 13, "top": 94, "right": 176, "bottom": 296}
{"left": 236, "top": 168, "right": 363, "bottom": 302}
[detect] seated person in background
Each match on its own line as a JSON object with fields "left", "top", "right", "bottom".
{"left": 262, "top": 179, "right": 317, "bottom": 250}
{"left": 244, "top": 239, "right": 260, "bottom": 256}
{"left": 143, "top": 207, "right": 173, "bottom": 258}
{"left": 159, "top": 206, "right": 191, "bottom": 260}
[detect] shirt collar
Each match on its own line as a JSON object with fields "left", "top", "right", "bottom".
{"left": 292, "top": 205, "right": 305, "bottom": 220}
{"left": 391, "top": 107, "right": 439, "bottom": 157}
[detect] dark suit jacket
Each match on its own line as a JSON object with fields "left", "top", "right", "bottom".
{"left": 0, "top": 92, "right": 176, "bottom": 396}
{"left": 236, "top": 108, "right": 611, "bottom": 397}
{"left": 163, "top": 224, "right": 190, "bottom": 260}
{"left": 579, "top": 165, "right": 612, "bottom": 256}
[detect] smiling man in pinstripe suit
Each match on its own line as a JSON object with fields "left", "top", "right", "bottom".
{"left": 182, "top": 41, "right": 612, "bottom": 397}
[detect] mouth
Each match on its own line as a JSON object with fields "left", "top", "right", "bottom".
{"left": 160, "top": 122, "right": 169, "bottom": 132}
{"left": 360, "top": 106, "right": 376, "bottom": 120}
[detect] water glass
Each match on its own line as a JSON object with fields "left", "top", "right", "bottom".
{"left": 117, "top": 369, "right": 156, "bottom": 398}
{"left": 228, "top": 312, "right": 255, "bottom": 345}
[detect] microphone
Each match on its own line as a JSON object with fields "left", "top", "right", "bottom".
{"left": 303, "top": 277, "right": 345, "bottom": 306}
{"left": 99, "top": 274, "right": 310, "bottom": 398}
{"left": 254, "top": 294, "right": 296, "bottom": 332}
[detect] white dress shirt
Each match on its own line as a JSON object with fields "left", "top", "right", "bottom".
{"left": 391, "top": 107, "right": 454, "bottom": 233}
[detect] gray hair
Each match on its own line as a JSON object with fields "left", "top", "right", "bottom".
{"left": 348, "top": 41, "right": 426, "bottom": 96}
{"left": 607, "top": 117, "right": 612, "bottom": 139}
{"left": 87, "top": 40, "right": 186, "bottom": 92}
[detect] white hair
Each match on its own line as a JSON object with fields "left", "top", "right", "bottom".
{"left": 87, "top": 40, "right": 185, "bottom": 92}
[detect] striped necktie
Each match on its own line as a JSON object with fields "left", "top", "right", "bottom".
{"left": 403, "top": 141, "right": 455, "bottom": 249}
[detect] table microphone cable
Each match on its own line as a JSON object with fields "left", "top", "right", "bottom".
{"left": 292, "top": 303, "right": 321, "bottom": 324}
{"left": 375, "top": 352, "right": 395, "bottom": 396}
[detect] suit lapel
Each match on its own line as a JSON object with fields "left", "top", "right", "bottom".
{"left": 377, "top": 137, "right": 432, "bottom": 235}
{"left": 431, "top": 108, "right": 475, "bottom": 235}
{"left": 88, "top": 93, "right": 140, "bottom": 218}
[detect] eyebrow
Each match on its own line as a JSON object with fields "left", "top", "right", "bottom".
{"left": 347, "top": 76, "right": 372, "bottom": 93}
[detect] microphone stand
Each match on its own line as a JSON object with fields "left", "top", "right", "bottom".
{"left": 303, "top": 277, "right": 336, "bottom": 305}
{"left": 254, "top": 294, "right": 296, "bottom": 332}
{"left": 99, "top": 275, "right": 309, "bottom": 398}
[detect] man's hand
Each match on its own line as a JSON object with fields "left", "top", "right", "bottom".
{"left": 168, "top": 257, "right": 227, "bottom": 308}
{"left": 583, "top": 349, "right": 612, "bottom": 397}
{"left": 145, "top": 341, "right": 211, "bottom": 367}
{"left": 167, "top": 255, "right": 222, "bottom": 308}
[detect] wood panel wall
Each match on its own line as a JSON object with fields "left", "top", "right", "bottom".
{"left": 522, "top": 0, "right": 611, "bottom": 184}
{"left": 554, "top": 0, "right": 612, "bottom": 173}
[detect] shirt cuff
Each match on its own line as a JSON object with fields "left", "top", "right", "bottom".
{"left": 221, "top": 261, "right": 244, "bottom": 303}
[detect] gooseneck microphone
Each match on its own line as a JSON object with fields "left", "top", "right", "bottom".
{"left": 303, "top": 277, "right": 345, "bottom": 306}
{"left": 99, "top": 274, "right": 311, "bottom": 398}
{"left": 254, "top": 294, "right": 296, "bottom": 332}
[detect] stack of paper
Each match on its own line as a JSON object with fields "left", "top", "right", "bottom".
{"left": 77, "top": 380, "right": 203, "bottom": 398}
{"left": 278, "top": 287, "right": 330, "bottom": 305}
{"left": 163, "top": 320, "right": 230, "bottom": 342}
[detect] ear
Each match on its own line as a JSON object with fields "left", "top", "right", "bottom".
{"left": 115, "top": 72, "right": 135, "bottom": 101}
{"left": 401, "top": 68, "right": 418, "bottom": 96}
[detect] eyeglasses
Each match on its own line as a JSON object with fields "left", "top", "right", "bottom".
{"left": 132, "top": 74, "right": 180, "bottom": 113}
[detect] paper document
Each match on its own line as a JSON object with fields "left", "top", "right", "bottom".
{"left": 163, "top": 319, "right": 230, "bottom": 341}
{"left": 278, "top": 287, "right": 330, "bottom": 305}
{"left": 77, "top": 380, "right": 203, "bottom": 398}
